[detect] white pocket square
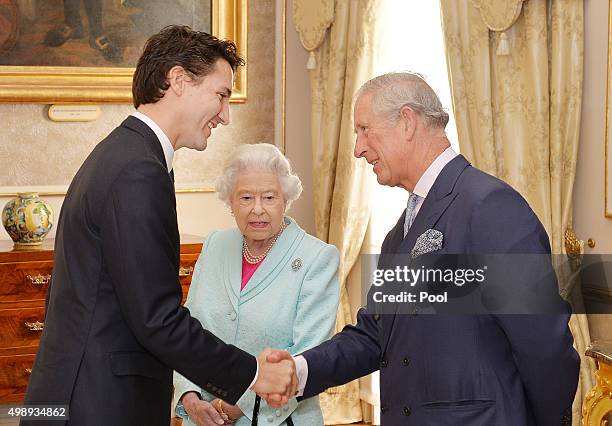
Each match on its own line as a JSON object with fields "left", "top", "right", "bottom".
{"left": 411, "top": 229, "right": 443, "bottom": 258}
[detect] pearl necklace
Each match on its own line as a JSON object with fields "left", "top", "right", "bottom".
{"left": 242, "top": 222, "right": 287, "bottom": 264}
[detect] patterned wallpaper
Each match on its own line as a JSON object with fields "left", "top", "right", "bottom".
{"left": 0, "top": 0, "right": 275, "bottom": 192}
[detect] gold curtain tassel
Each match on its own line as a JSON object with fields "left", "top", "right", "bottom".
{"left": 306, "top": 51, "right": 317, "bottom": 70}
{"left": 496, "top": 31, "right": 510, "bottom": 56}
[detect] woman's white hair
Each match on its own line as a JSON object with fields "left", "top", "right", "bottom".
{"left": 216, "top": 143, "right": 303, "bottom": 210}
{"left": 356, "top": 71, "right": 449, "bottom": 129}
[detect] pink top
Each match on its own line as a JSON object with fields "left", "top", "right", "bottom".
{"left": 241, "top": 256, "right": 263, "bottom": 290}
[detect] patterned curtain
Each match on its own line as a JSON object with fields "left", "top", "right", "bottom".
{"left": 440, "top": 0, "right": 594, "bottom": 423}
{"left": 293, "top": 0, "right": 379, "bottom": 423}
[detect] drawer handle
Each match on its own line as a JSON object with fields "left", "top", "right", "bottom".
{"left": 24, "top": 321, "right": 44, "bottom": 331}
{"left": 178, "top": 266, "right": 193, "bottom": 277}
{"left": 26, "top": 274, "right": 51, "bottom": 286}
{"left": 25, "top": 368, "right": 32, "bottom": 375}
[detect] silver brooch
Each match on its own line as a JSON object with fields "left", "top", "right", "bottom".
{"left": 291, "top": 258, "right": 303, "bottom": 271}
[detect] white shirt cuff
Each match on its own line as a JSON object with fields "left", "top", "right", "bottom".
{"left": 248, "top": 358, "right": 259, "bottom": 391}
{"left": 293, "top": 355, "right": 308, "bottom": 397}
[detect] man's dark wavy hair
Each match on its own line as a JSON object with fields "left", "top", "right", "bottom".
{"left": 132, "top": 25, "right": 245, "bottom": 108}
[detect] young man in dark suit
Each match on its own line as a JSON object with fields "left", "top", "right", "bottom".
{"left": 23, "top": 26, "right": 296, "bottom": 426}
{"left": 271, "top": 72, "right": 579, "bottom": 425}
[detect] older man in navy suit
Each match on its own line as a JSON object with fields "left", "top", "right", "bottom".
{"left": 270, "top": 72, "right": 579, "bottom": 425}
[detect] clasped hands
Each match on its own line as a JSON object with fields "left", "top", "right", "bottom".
{"left": 251, "top": 348, "right": 297, "bottom": 408}
{"left": 181, "top": 349, "right": 295, "bottom": 425}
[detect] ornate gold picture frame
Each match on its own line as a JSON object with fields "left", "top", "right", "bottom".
{"left": 0, "top": 0, "right": 247, "bottom": 103}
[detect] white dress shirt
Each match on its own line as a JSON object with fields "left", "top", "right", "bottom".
{"left": 408, "top": 146, "right": 458, "bottom": 220}
{"left": 131, "top": 111, "right": 174, "bottom": 173}
{"left": 293, "top": 147, "right": 458, "bottom": 396}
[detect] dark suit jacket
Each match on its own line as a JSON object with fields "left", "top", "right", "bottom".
{"left": 22, "top": 117, "right": 256, "bottom": 426}
{"left": 302, "top": 155, "right": 579, "bottom": 425}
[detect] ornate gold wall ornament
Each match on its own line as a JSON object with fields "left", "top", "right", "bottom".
{"left": 564, "top": 228, "right": 583, "bottom": 260}
{"left": 582, "top": 341, "right": 612, "bottom": 425}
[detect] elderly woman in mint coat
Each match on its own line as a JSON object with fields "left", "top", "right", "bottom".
{"left": 173, "top": 143, "right": 340, "bottom": 426}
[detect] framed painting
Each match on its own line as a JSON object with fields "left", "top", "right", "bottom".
{"left": 0, "top": 0, "right": 247, "bottom": 103}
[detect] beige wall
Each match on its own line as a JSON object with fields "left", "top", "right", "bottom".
{"left": 574, "top": 0, "right": 612, "bottom": 341}
{"left": 575, "top": 0, "right": 612, "bottom": 254}
{"left": 280, "top": 0, "right": 315, "bottom": 236}
{"left": 0, "top": 0, "right": 277, "bottom": 241}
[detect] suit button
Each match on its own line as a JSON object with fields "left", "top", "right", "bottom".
{"left": 373, "top": 313, "right": 380, "bottom": 321}
{"left": 402, "top": 357, "right": 410, "bottom": 366}
{"left": 267, "top": 415, "right": 274, "bottom": 422}
{"left": 230, "top": 312, "right": 237, "bottom": 321}
{"left": 403, "top": 406, "right": 412, "bottom": 416}
{"left": 222, "top": 391, "right": 228, "bottom": 397}
{"left": 380, "top": 359, "right": 388, "bottom": 368}
{"left": 275, "top": 410, "right": 281, "bottom": 417}
{"left": 380, "top": 405, "right": 387, "bottom": 414}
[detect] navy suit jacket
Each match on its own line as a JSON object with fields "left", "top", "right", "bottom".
{"left": 23, "top": 117, "right": 256, "bottom": 426}
{"left": 302, "top": 155, "right": 579, "bottom": 425}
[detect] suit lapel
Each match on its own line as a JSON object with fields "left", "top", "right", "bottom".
{"left": 378, "top": 212, "right": 407, "bottom": 352}
{"left": 398, "top": 192, "right": 458, "bottom": 255}
{"left": 382, "top": 211, "right": 407, "bottom": 255}
{"left": 380, "top": 155, "right": 471, "bottom": 354}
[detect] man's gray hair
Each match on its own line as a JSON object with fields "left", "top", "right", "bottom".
{"left": 356, "top": 72, "right": 449, "bottom": 129}
{"left": 216, "top": 143, "right": 303, "bottom": 210}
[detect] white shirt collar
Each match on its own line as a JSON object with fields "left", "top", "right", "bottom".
{"left": 412, "top": 147, "right": 458, "bottom": 199}
{"left": 131, "top": 111, "right": 174, "bottom": 173}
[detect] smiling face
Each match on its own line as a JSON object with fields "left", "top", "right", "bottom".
{"left": 230, "top": 169, "right": 286, "bottom": 247}
{"left": 174, "top": 58, "right": 233, "bottom": 151}
{"left": 353, "top": 93, "right": 413, "bottom": 188}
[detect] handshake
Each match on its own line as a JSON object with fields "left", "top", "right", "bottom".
{"left": 181, "top": 349, "right": 298, "bottom": 425}
{"left": 251, "top": 348, "right": 299, "bottom": 408}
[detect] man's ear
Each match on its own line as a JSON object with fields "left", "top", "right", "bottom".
{"left": 399, "top": 105, "right": 417, "bottom": 140}
{"left": 166, "top": 65, "right": 188, "bottom": 96}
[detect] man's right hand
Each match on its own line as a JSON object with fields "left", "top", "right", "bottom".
{"left": 182, "top": 392, "right": 225, "bottom": 426}
{"left": 251, "top": 348, "right": 297, "bottom": 408}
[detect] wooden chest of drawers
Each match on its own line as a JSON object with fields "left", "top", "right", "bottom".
{"left": 0, "top": 236, "right": 203, "bottom": 404}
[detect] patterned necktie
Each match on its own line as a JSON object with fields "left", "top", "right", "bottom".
{"left": 403, "top": 193, "right": 421, "bottom": 237}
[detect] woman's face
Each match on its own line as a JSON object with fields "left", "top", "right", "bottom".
{"left": 231, "top": 169, "right": 286, "bottom": 245}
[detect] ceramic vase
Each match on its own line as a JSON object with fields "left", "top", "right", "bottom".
{"left": 2, "top": 193, "right": 53, "bottom": 248}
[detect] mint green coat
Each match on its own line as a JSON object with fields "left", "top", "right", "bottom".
{"left": 174, "top": 217, "right": 340, "bottom": 426}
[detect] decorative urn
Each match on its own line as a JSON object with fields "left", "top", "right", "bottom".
{"left": 2, "top": 193, "right": 53, "bottom": 248}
